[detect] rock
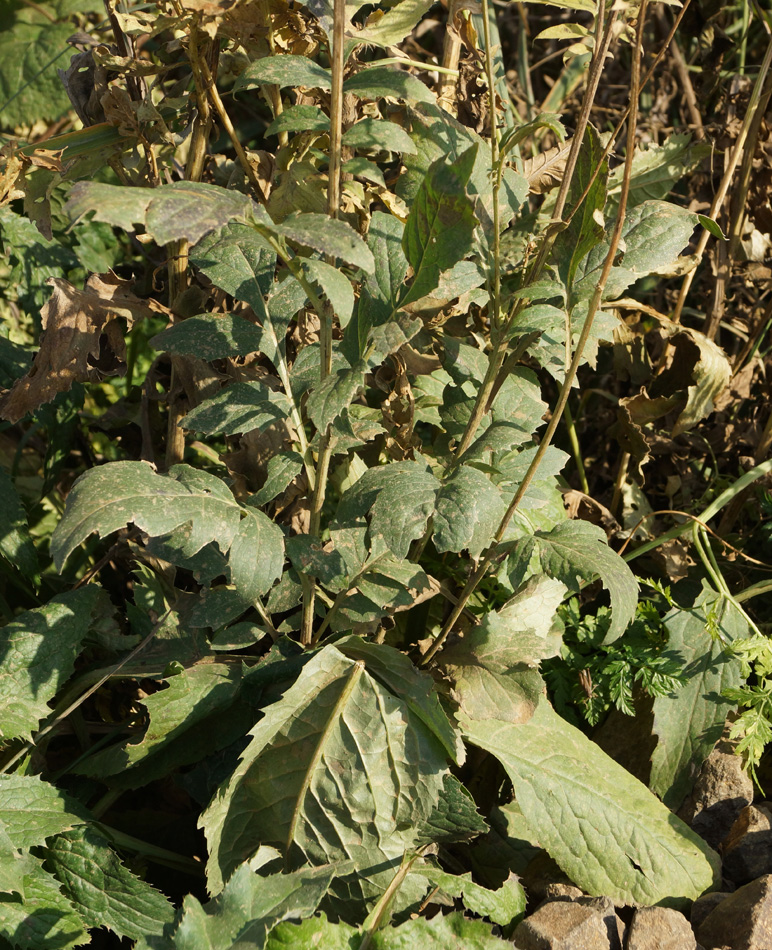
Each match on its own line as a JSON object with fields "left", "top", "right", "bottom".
{"left": 689, "top": 892, "right": 731, "bottom": 932}
{"left": 542, "top": 883, "right": 584, "bottom": 901}
{"left": 696, "top": 874, "right": 772, "bottom": 949}
{"left": 575, "top": 897, "right": 625, "bottom": 950}
{"left": 676, "top": 719, "right": 754, "bottom": 849}
{"left": 513, "top": 900, "right": 611, "bottom": 950}
{"left": 625, "top": 906, "right": 696, "bottom": 949}
{"left": 722, "top": 804, "right": 772, "bottom": 884}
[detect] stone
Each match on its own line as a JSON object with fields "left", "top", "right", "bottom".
{"left": 575, "top": 897, "right": 625, "bottom": 950}
{"left": 625, "top": 906, "right": 696, "bottom": 950}
{"left": 690, "top": 892, "right": 731, "bottom": 932}
{"left": 696, "top": 874, "right": 772, "bottom": 950}
{"left": 513, "top": 900, "right": 611, "bottom": 950}
{"left": 676, "top": 719, "right": 754, "bottom": 850}
{"left": 722, "top": 804, "right": 772, "bottom": 884}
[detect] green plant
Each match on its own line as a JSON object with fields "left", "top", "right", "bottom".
{"left": 0, "top": 0, "right": 768, "bottom": 946}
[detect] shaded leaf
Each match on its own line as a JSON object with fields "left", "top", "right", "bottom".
{"left": 180, "top": 382, "right": 291, "bottom": 437}
{"left": 342, "top": 118, "right": 417, "bottom": 154}
{"left": 412, "top": 867, "right": 525, "bottom": 927}
{"left": 234, "top": 55, "right": 332, "bottom": 92}
{"left": 265, "top": 104, "right": 330, "bottom": 136}
{"left": 0, "top": 469, "right": 37, "bottom": 576}
{"left": 251, "top": 452, "right": 304, "bottom": 507}
{"left": 229, "top": 506, "right": 286, "bottom": 602}
{"left": 433, "top": 465, "right": 507, "bottom": 558}
{"left": 0, "top": 860, "right": 88, "bottom": 950}
{"left": 460, "top": 699, "right": 721, "bottom": 907}
{"left": 152, "top": 313, "right": 266, "bottom": 361}
{"left": 342, "top": 67, "right": 434, "bottom": 103}
{"left": 276, "top": 214, "right": 373, "bottom": 270}
{"left": 306, "top": 362, "right": 366, "bottom": 431}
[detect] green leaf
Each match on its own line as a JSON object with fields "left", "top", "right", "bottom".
{"left": 151, "top": 313, "right": 266, "bottom": 361}
{"left": 0, "top": 468, "right": 36, "bottom": 576}
{"left": 73, "top": 663, "right": 260, "bottom": 787}
{"left": 509, "top": 520, "right": 637, "bottom": 643}
{"left": 607, "top": 133, "right": 711, "bottom": 210}
{"left": 411, "top": 867, "right": 526, "bottom": 928}
{"left": 342, "top": 118, "right": 417, "bottom": 154}
{"left": 460, "top": 699, "right": 721, "bottom": 907}
{"left": 45, "top": 826, "right": 175, "bottom": 941}
{"left": 67, "top": 182, "right": 258, "bottom": 247}
{"left": 191, "top": 223, "right": 276, "bottom": 328}
{"left": 416, "top": 774, "right": 488, "bottom": 845}
{"left": 51, "top": 462, "right": 242, "bottom": 570}
{"left": 335, "top": 461, "right": 441, "bottom": 559}
{"left": 342, "top": 66, "right": 434, "bottom": 103}
{"left": 306, "top": 362, "right": 366, "bottom": 431}
{"left": 265, "top": 104, "right": 330, "bottom": 136}
{"left": 0, "top": 208, "right": 77, "bottom": 313}
{"left": 371, "top": 912, "right": 506, "bottom": 948}
{"left": 573, "top": 200, "right": 698, "bottom": 303}
{"left": 342, "top": 157, "right": 386, "bottom": 188}
{"left": 162, "top": 863, "right": 340, "bottom": 950}
{"left": 301, "top": 259, "right": 355, "bottom": 327}
{"left": 180, "top": 383, "right": 290, "bottom": 436}
{"left": 355, "top": 0, "right": 434, "bottom": 48}
{"left": 266, "top": 914, "right": 356, "bottom": 950}
{"left": 0, "top": 775, "right": 88, "bottom": 849}
{"left": 229, "top": 505, "right": 285, "bottom": 602}
{"left": 442, "top": 576, "right": 565, "bottom": 722}
{"left": 234, "top": 55, "right": 332, "bottom": 92}
{"left": 401, "top": 146, "right": 478, "bottom": 306}
{"left": 0, "top": 859, "right": 88, "bottom": 950}
{"left": 251, "top": 452, "right": 304, "bottom": 507}
{"left": 0, "top": 586, "right": 109, "bottom": 740}
{"left": 201, "top": 645, "right": 451, "bottom": 915}
{"left": 276, "top": 214, "right": 374, "bottom": 270}
{"left": 650, "top": 585, "right": 746, "bottom": 809}
{"left": 433, "top": 465, "right": 507, "bottom": 558}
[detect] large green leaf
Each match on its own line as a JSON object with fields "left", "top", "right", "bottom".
{"left": 0, "top": 775, "right": 88, "bottom": 849}
{"left": 341, "top": 118, "right": 417, "bottom": 154}
{"left": 433, "top": 465, "right": 507, "bottom": 558}
{"left": 508, "top": 520, "right": 637, "bottom": 642}
{"left": 306, "top": 362, "right": 366, "bottom": 431}
{"left": 151, "top": 314, "right": 267, "bottom": 361}
{"left": 180, "top": 383, "right": 291, "bottom": 436}
{"left": 45, "top": 826, "right": 175, "bottom": 942}
{"left": 342, "top": 67, "right": 434, "bottom": 103}
{"left": 275, "top": 214, "right": 374, "bottom": 271}
{"left": 0, "top": 859, "right": 88, "bottom": 950}
{"left": 229, "top": 505, "right": 285, "bottom": 602}
{"left": 650, "top": 585, "right": 745, "bottom": 809}
{"left": 401, "top": 146, "right": 478, "bottom": 306}
{"left": 51, "top": 462, "right": 242, "bottom": 570}
{"left": 607, "top": 133, "right": 711, "bottom": 210}
{"left": 443, "top": 575, "right": 566, "bottom": 723}
{"left": 265, "top": 914, "right": 356, "bottom": 950}
{"left": 200, "top": 644, "right": 453, "bottom": 915}
{"left": 460, "top": 699, "right": 721, "bottom": 907}
{"left": 0, "top": 586, "right": 109, "bottom": 740}
{"left": 335, "top": 461, "right": 441, "bottom": 559}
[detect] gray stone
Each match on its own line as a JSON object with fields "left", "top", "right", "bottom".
{"left": 625, "top": 906, "right": 696, "bottom": 950}
{"left": 574, "top": 897, "right": 624, "bottom": 950}
{"left": 696, "top": 874, "right": 772, "bottom": 950}
{"left": 513, "top": 900, "right": 611, "bottom": 950}
{"left": 676, "top": 719, "right": 754, "bottom": 850}
{"left": 689, "top": 892, "right": 731, "bottom": 932}
{"left": 722, "top": 804, "right": 772, "bottom": 884}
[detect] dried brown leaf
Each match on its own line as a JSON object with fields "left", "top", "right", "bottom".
{"left": 522, "top": 138, "right": 573, "bottom": 195}
{"left": 0, "top": 274, "right": 165, "bottom": 423}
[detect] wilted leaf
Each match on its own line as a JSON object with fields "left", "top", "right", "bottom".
{"left": 45, "top": 826, "right": 175, "bottom": 942}
{"left": 521, "top": 140, "right": 572, "bottom": 194}
{"left": 661, "top": 327, "right": 731, "bottom": 437}
{"left": 650, "top": 584, "right": 746, "bottom": 809}
{"left": 460, "top": 699, "right": 721, "bottom": 907}
{"left": 0, "top": 274, "right": 162, "bottom": 423}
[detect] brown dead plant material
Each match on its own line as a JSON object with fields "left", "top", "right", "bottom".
{"left": 0, "top": 273, "right": 166, "bottom": 424}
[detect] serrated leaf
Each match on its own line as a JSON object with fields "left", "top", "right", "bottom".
{"left": 0, "top": 775, "right": 88, "bottom": 849}
{"left": 234, "top": 55, "right": 332, "bottom": 92}
{"left": 74, "top": 663, "right": 255, "bottom": 787}
{"left": 412, "top": 867, "right": 525, "bottom": 927}
{"left": 229, "top": 506, "right": 285, "bottom": 602}
{"left": 650, "top": 584, "right": 745, "bottom": 809}
{"left": 201, "top": 645, "right": 451, "bottom": 916}
{"left": 433, "top": 465, "right": 507, "bottom": 558}
{"left": 335, "top": 461, "right": 440, "bottom": 559}
{"left": 509, "top": 520, "right": 637, "bottom": 642}
{"left": 401, "top": 146, "right": 478, "bottom": 306}
{"left": 45, "top": 826, "right": 175, "bottom": 941}
{"left": 180, "top": 382, "right": 290, "bottom": 436}
{"left": 306, "top": 362, "right": 366, "bottom": 431}
{"left": 266, "top": 914, "right": 356, "bottom": 950}
{"left": 164, "top": 863, "right": 339, "bottom": 950}
{"left": 301, "top": 259, "right": 355, "bottom": 327}
{"left": 276, "top": 214, "right": 373, "bottom": 270}
{"left": 573, "top": 200, "right": 698, "bottom": 303}
{"left": 51, "top": 462, "right": 242, "bottom": 570}
{"left": 0, "top": 469, "right": 37, "bottom": 576}
{"left": 67, "top": 182, "right": 258, "bottom": 246}
{"left": 151, "top": 313, "right": 266, "bottom": 360}
{"left": 460, "top": 699, "right": 721, "bottom": 907}
{"left": 415, "top": 774, "right": 488, "bottom": 845}
{"left": 0, "top": 586, "right": 108, "bottom": 740}
{"left": 355, "top": 0, "right": 434, "bottom": 48}
{"left": 251, "top": 452, "right": 304, "bottom": 507}
{"left": 265, "top": 104, "right": 330, "bottom": 136}
{"left": 0, "top": 859, "right": 88, "bottom": 950}
{"left": 342, "top": 118, "right": 417, "bottom": 154}
{"left": 342, "top": 66, "right": 434, "bottom": 103}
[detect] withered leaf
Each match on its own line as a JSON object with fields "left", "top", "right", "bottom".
{"left": 521, "top": 139, "right": 573, "bottom": 195}
{"left": 0, "top": 274, "right": 165, "bottom": 423}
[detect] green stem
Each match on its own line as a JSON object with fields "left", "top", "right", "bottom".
{"left": 563, "top": 401, "right": 589, "bottom": 494}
